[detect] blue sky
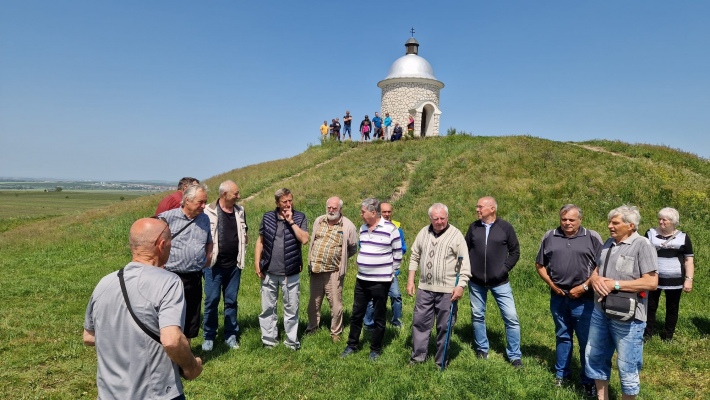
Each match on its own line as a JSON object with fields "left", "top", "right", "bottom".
{"left": 1, "top": 1, "right": 708, "bottom": 182}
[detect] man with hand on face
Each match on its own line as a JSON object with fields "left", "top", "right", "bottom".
{"left": 305, "top": 197, "right": 358, "bottom": 342}
{"left": 255, "top": 188, "right": 309, "bottom": 350}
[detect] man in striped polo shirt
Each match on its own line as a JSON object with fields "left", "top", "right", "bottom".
{"left": 341, "top": 198, "right": 402, "bottom": 361}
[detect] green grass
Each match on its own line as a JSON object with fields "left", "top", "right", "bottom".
{"left": 1, "top": 135, "right": 709, "bottom": 399}
{"left": 0, "top": 190, "right": 149, "bottom": 233}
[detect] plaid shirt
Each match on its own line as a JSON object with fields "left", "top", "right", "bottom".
{"left": 310, "top": 218, "right": 344, "bottom": 273}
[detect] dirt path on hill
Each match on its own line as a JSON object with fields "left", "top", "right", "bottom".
{"left": 241, "top": 148, "right": 356, "bottom": 202}
{"left": 389, "top": 160, "right": 419, "bottom": 202}
{"left": 572, "top": 144, "right": 634, "bottom": 159}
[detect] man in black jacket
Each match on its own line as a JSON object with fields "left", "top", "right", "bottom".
{"left": 465, "top": 196, "right": 523, "bottom": 368}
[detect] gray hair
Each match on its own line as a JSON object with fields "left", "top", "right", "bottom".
{"left": 658, "top": 207, "right": 680, "bottom": 227}
{"left": 274, "top": 188, "right": 292, "bottom": 202}
{"left": 219, "top": 180, "right": 237, "bottom": 197}
{"left": 181, "top": 183, "right": 208, "bottom": 206}
{"left": 559, "top": 204, "right": 582, "bottom": 219}
{"left": 327, "top": 197, "right": 344, "bottom": 209}
{"left": 428, "top": 203, "right": 449, "bottom": 218}
{"left": 608, "top": 204, "right": 640, "bottom": 230}
{"left": 361, "top": 198, "right": 381, "bottom": 215}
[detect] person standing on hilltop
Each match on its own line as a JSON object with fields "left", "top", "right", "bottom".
{"left": 320, "top": 120, "right": 329, "bottom": 138}
{"left": 383, "top": 113, "right": 392, "bottom": 140}
{"left": 372, "top": 112, "right": 383, "bottom": 140}
{"left": 343, "top": 111, "right": 353, "bottom": 140}
{"left": 155, "top": 177, "right": 199, "bottom": 216}
{"left": 360, "top": 115, "right": 371, "bottom": 142}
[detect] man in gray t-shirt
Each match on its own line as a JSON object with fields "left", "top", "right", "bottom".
{"left": 83, "top": 218, "right": 202, "bottom": 399}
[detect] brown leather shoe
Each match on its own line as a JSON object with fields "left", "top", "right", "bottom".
{"left": 331, "top": 335, "right": 341, "bottom": 343}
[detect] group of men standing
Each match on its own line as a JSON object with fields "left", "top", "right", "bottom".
{"left": 84, "top": 174, "right": 620, "bottom": 398}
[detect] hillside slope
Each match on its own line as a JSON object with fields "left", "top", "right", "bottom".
{"left": 2, "top": 135, "right": 708, "bottom": 399}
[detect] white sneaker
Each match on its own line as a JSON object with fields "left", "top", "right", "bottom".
{"left": 202, "top": 340, "right": 214, "bottom": 351}
{"left": 225, "top": 335, "right": 240, "bottom": 350}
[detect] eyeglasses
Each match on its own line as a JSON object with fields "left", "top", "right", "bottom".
{"left": 151, "top": 216, "right": 170, "bottom": 245}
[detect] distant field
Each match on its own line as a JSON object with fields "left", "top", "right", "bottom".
{"left": 0, "top": 190, "right": 154, "bottom": 232}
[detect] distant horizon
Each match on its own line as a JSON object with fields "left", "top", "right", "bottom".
{"left": 2, "top": 2, "right": 708, "bottom": 182}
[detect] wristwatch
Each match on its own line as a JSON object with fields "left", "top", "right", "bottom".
{"left": 614, "top": 281, "right": 620, "bottom": 291}
{"left": 583, "top": 284, "right": 589, "bottom": 291}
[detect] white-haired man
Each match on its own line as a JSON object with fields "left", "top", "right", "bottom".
{"left": 159, "top": 183, "right": 213, "bottom": 343}
{"left": 305, "top": 197, "right": 358, "bottom": 342}
{"left": 407, "top": 203, "right": 471, "bottom": 368}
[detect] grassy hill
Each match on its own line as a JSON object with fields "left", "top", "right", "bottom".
{"left": 1, "top": 135, "right": 708, "bottom": 399}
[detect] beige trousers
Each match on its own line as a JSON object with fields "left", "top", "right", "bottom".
{"left": 307, "top": 271, "right": 345, "bottom": 335}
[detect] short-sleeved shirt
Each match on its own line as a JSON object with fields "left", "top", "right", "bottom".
{"left": 310, "top": 218, "right": 344, "bottom": 273}
{"left": 84, "top": 262, "right": 185, "bottom": 399}
{"left": 343, "top": 115, "right": 352, "bottom": 126}
{"left": 159, "top": 208, "right": 212, "bottom": 273}
{"left": 536, "top": 227, "right": 603, "bottom": 292}
{"left": 372, "top": 116, "right": 382, "bottom": 128}
{"left": 595, "top": 232, "right": 658, "bottom": 321}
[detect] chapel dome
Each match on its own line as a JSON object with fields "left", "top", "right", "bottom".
{"left": 383, "top": 54, "right": 438, "bottom": 81}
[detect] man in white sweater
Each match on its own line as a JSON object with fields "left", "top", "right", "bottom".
{"left": 407, "top": 203, "right": 471, "bottom": 368}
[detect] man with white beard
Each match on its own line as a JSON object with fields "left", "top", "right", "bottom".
{"left": 305, "top": 197, "right": 358, "bottom": 342}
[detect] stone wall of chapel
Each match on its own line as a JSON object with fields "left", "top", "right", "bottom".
{"left": 380, "top": 82, "right": 440, "bottom": 135}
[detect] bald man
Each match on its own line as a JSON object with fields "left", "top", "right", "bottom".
{"left": 84, "top": 218, "right": 202, "bottom": 399}
{"left": 465, "top": 196, "right": 522, "bottom": 368}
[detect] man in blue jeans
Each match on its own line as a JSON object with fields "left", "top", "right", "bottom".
{"left": 535, "top": 204, "right": 603, "bottom": 397}
{"left": 364, "top": 202, "right": 407, "bottom": 329}
{"left": 202, "top": 180, "right": 248, "bottom": 351}
{"left": 465, "top": 196, "right": 522, "bottom": 367}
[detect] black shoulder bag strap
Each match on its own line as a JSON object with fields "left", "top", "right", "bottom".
{"left": 171, "top": 218, "right": 196, "bottom": 239}
{"left": 601, "top": 238, "right": 643, "bottom": 288}
{"left": 118, "top": 268, "right": 161, "bottom": 343}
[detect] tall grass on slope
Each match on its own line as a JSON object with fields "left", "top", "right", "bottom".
{"left": 1, "top": 135, "right": 709, "bottom": 399}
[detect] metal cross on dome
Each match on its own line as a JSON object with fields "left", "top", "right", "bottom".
{"left": 410, "top": 27, "right": 415, "bottom": 37}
